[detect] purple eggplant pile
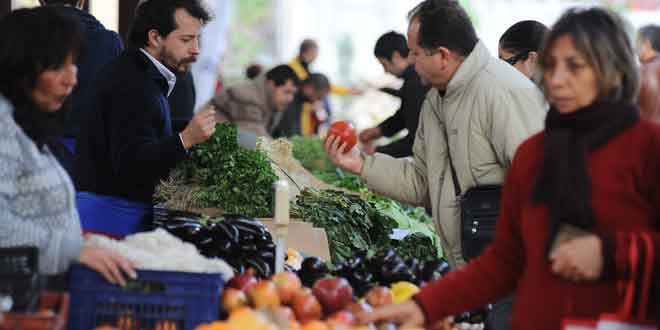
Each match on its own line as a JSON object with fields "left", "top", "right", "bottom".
{"left": 154, "top": 209, "right": 276, "bottom": 278}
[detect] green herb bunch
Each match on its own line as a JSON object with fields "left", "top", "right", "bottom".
{"left": 179, "top": 123, "right": 278, "bottom": 217}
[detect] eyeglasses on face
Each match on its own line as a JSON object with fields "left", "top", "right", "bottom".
{"left": 501, "top": 51, "right": 530, "bottom": 66}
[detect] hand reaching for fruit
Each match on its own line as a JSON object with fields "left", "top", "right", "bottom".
{"left": 324, "top": 134, "right": 364, "bottom": 175}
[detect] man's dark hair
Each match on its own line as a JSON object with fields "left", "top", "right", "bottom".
{"left": 0, "top": 6, "right": 83, "bottom": 148}
{"left": 374, "top": 31, "right": 409, "bottom": 60}
{"left": 128, "top": 0, "right": 211, "bottom": 49}
{"left": 639, "top": 24, "right": 660, "bottom": 53}
{"left": 246, "top": 63, "right": 263, "bottom": 80}
{"left": 499, "top": 20, "right": 548, "bottom": 54}
{"left": 303, "top": 73, "right": 330, "bottom": 92}
{"left": 299, "top": 39, "right": 318, "bottom": 56}
{"left": 265, "top": 65, "right": 300, "bottom": 87}
{"left": 407, "top": 0, "right": 478, "bottom": 57}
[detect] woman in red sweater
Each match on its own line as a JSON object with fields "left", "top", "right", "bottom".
{"left": 361, "top": 7, "right": 659, "bottom": 330}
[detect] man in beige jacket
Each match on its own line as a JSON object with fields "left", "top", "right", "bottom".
{"left": 326, "top": 2, "right": 545, "bottom": 328}
{"left": 210, "top": 64, "right": 298, "bottom": 138}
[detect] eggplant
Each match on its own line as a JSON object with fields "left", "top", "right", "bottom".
{"left": 212, "top": 221, "right": 240, "bottom": 244}
{"left": 381, "top": 262, "right": 415, "bottom": 285}
{"left": 165, "top": 222, "right": 204, "bottom": 242}
{"left": 420, "top": 260, "right": 450, "bottom": 283}
{"left": 245, "top": 258, "right": 272, "bottom": 278}
{"left": 454, "top": 305, "right": 491, "bottom": 324}
{"left": 298, "top": 257, "right": 330, "bottom": 287}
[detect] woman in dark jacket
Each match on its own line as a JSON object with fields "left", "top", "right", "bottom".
{"left": 361, "top": 7, "right": 658, "bottom": 330}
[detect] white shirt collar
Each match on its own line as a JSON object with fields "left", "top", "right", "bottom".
{"left": 140, "top": 48, "right": 177, "bottom": 97}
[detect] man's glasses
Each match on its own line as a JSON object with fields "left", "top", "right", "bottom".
{"left": 501, "top": 51, "right": 530, "bottom": 66}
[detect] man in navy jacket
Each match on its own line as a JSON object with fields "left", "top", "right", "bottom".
{"left": 75, "top": 0, "right": 215, "bottom": 236}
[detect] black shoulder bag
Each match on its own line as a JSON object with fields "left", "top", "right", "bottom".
{"left": 443, "top": 127, "right": 502, "bottom": 261}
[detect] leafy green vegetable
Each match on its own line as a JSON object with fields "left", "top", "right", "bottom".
{"left": 167, "top": 123, "right": 278, "bottom": 217}
{"left": 292, "top": 188, "right": 396, "bottom": 262}
{"left": 291, "top": 136, "right": 336, "bottom": 173}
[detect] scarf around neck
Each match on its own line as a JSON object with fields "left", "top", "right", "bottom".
{"left": 532, "top": 101, "right": 640, "bottom": 247}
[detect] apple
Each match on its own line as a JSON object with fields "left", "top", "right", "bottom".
{"left": 248, "top": 280, "right": 281, "bottom": 308}
{"left": 365, "top": 286, "right": 393, "bottom": 307}
{"left": 222, "top": 288, "right": 248, "bottom": 313}
{"left": 328, "top": 121, "right": 357, "bottom": 153}
{"left": 312, "top": 277, "right": 354, "bottom": 314}
{"left": 272, "top": 271, "right": 302, "bottom": 304}
{"left": 228, "top": 268, "right": 258, "bottom": 292}
{"left": 291, "top": 289, "right": 323, "bottom": 323}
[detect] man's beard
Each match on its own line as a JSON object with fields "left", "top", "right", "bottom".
{"left": 160, "top": 49, "right": 197, "bottom": 74}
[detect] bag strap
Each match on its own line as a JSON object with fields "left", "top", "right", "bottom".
{"left": 442, "top": 123, "right": 462, "bottom": 197}
{"left": 637, "top": 232, "right": 654, "bottom": 320}
{"left": 621, "top": 232, "right": 655, "bottom": 320}
{"left": 621, "top": 233, "right": 639, "bottom": 318}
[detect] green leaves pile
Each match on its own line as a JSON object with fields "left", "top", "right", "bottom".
{"left": 292, "top": 188, "right": 396, "bottom": 262}
{"left": 178, "top": 123, "right": 278, "bottom": 217}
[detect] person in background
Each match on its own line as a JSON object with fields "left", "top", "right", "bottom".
{"left": 273, "top": 73, "right": 331, "bottom": 137}
{"left": 360, "top": 7, "right": 659, "bottom": 330}
{"left": 359, "top": 31, "right": 430, "bottom": 158}
{"left": 246, "top": 63, "right": 263, "bottom": 80}
{"left": 637, "top": 25, "right": 660, "bottom": 123}
{"left": 210, "top": 64, "right": 299, "bottom": 138}
{"left": 637, "top": 24, "right": 660, "bottom": 65}
{"left": 38, "top": 0, "right": 124, "bottom": 178}
{"left": 75, "top": 0, "right": 215, "bottom": 236}
{"left": 0, "top": 6, "right": 135, "bottom": 285}
{"left": 325, "top": 1, "right": 546, "bottom": 329}
{"left": 498, "top": 20, "right": 548, "bottom": 80}
{"left": 289, "top": 38, "right": 361, "bottom": 133}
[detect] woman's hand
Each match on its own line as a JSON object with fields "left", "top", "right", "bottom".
{"left": 550, "top": 234, "right": 603, "bottom": 282}
{"left": 357, "top": 300, "right": 426, "bottom": 328}
{"left": 79, "top": 246, "right": 137, "bottom": 286}
{"left": 324, "top": 135, "right": 365, "bottom": 175}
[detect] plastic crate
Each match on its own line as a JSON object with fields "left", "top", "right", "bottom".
{"left": 2, "top": 291, "right": 69, "bottom": 330}
{"left": 0, "top": 247, "right": 41, "bottom": 312}
{"left": 67, "top": 265, "right": 224, "bottom": 330}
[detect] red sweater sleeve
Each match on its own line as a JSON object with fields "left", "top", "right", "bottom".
{"left": 414, "top": 148, "right": 527, "bottom": 325}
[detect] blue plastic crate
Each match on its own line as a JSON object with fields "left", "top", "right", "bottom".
{"left": 68, "top": 264, "right": 224, "bottom": 330}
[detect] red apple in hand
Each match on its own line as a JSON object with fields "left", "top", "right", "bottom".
{"left": 328, "top": 121, "right": 357, "bottom": 153}
{"left": 312, "top": 277, "right": 354, "bottom": 314}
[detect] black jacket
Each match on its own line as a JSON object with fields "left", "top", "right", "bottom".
{"left": 169, "top": 71, "right": 196, "bottom": 133}
{"left": 75, "top": 49, "right": 188, "bottom": 203}
{"left": 377, "top": 65, "right": 429, "bottom": 158}
{"left": 56, "top": 6, "right": 124, "bottom": 138}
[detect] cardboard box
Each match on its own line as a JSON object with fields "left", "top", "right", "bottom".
{"left": 259, "top": 219, "right": 331, "bottom": 261}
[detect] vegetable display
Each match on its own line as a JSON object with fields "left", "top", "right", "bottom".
{"left": 155, "top": 123, "right": 278, "bottom": 217}
{"left": 155, "top": 212, "right": 276, "bottom": 278}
